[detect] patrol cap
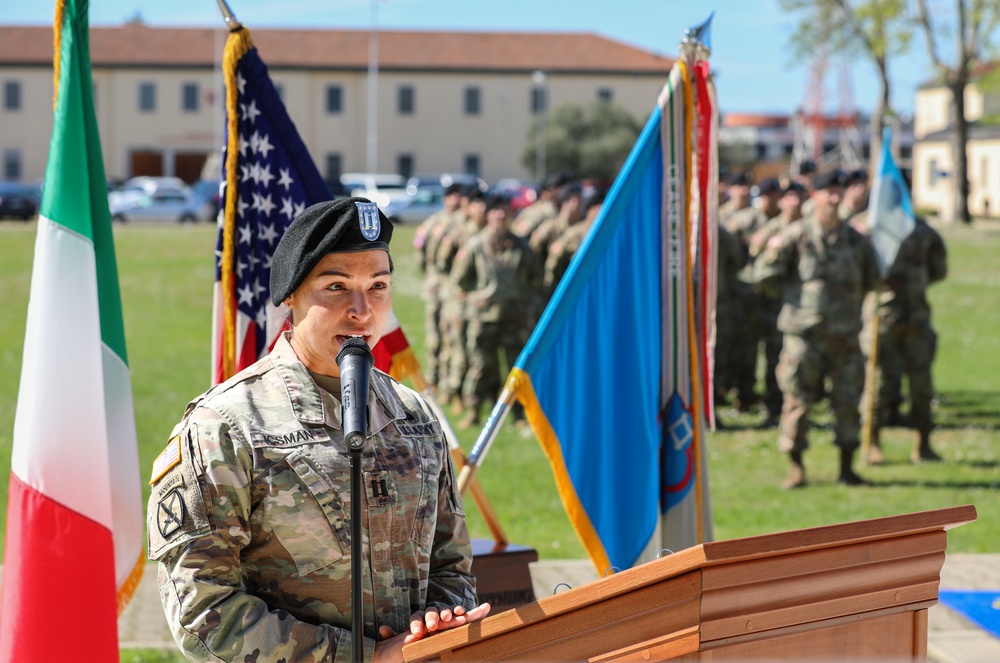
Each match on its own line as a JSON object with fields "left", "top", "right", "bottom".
{"left": 752, "top": 178, "right": 782, "bottom": 196}
{"left": 812, "top": 169, "right": 849, "bottom": 191}
{"left": 269, "top": 197, "right": 393, "bottom": 305}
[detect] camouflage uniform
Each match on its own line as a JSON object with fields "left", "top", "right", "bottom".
{"left": 749, "top": 215, "right": 795, "bottom": 418}
{"left": 860, "top": 218, "right": 947, "bottom": 448}
{"left": 722, "top": 206, "right": 773, "bottom": 408}
{"left": 544, "top": 218, "right": 592, "bottom": 292}
{"left": 434, "top": 218, "right": 484, "bottom": 404}
{"left": 713, "top": 224, "right": 742, "bottom": 406}
{"left": 754, "top": 215, "right": 878, "bottom": 468}
{"left": 414, "top": 209, "right": 463, "bottom": 388}
{"left": 510, "top": 199, "right": 556, "bottom": 239}
{"left": 148, "top": 334, "right": 476, "bottom": 662}
{"left": 452, "top": 227, "right": 542, "bottom": 416}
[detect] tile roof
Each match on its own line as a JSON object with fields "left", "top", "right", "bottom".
{"left": 0, "top": 24, "right": 674, "bottom": 74}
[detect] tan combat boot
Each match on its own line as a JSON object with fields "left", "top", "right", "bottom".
{"left": 864, "top": 426, "right": 885, "bottom": 465}
{"left": 782, "top": 451, "right": 806, "bottom": 489}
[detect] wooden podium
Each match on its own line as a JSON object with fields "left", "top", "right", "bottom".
{"left": 404, "top": 505, "right": 976, "bottom": 661}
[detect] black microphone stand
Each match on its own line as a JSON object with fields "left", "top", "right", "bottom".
{"left": 348, "top": 426, "right": 365, "bottom": 663}
{"left": 337, "top": 339, "right": 373, "bottom": 663}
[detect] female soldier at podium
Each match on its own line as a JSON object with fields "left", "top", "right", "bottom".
{"left": 147, "top": 199, "right": 489, "bottom": 662}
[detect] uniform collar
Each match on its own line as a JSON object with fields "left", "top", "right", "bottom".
{"left": 270, "top": 333, "right": 407, "bottom": 434}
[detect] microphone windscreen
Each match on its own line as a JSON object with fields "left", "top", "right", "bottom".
{"left": 336, "top": 337, "right": 374, "bottom": 367}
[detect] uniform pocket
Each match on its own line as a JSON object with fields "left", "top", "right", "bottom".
{"left": 262, "top": 452, "right": 348, "bottom": 576}
{"left": 408, "top": 448, "right": 440, "bottom": 556}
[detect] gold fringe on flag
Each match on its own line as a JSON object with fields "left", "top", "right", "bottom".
{"left": 508, "top": 368, "right": 613, "bottom": 575}
{"left": 219, "top": 27, "right": 255, "bottom": 381}
{"left": 116, "top": 550, "right": 145, "bottom": 616}
{"left": 53, "top": 0, "right": 65, "bottom": 108}
{"left": 388, "top": 347, "right": 422, "bottom": 384}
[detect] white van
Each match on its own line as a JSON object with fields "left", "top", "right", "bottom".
{"left": 339, "top": 173, "right": 409, "bottom": 208}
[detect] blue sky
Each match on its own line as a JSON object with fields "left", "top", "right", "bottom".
{"left": 2, "top": 0, "right": 933, "bottom": 116}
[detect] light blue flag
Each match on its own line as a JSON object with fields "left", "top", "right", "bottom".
{"left": 868, "top": 126, "right": 916, "bottom": 275}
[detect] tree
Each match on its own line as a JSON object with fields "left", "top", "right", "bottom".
{"left": 522, "top": 101, "right": 643, "bottom": 181}
{"left": 781, "top": 0, "right": 911, "bottom": 159}
{"left": 914, "top": 0, "right": 1000, "bottom": 224}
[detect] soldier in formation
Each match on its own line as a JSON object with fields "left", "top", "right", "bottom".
{"left": 413, "top": 182, "right": 465, "bottom": 390}
{"left": 415, "top": 174, "right": 601, "bottom": 429}
{"left": 753, "top": 170, "right": 880, "bottom": 488}
{"left": 452, "top": 194, "right": 543, "bottom": 427}
{"left": 860, "top": 214, "right": 948, "bottom": 464}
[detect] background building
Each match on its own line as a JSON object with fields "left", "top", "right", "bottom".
{"left": 0, "top": 24, "right": 673, "bottom": 186}
{"left": 913, "top": 66, "right": 1000, "bottom": 219}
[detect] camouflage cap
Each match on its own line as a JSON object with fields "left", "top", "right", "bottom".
{"left": 269, "top": 197, "right": 393, "bottom": 305}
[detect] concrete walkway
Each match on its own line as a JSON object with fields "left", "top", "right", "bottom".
{"left": 123, "top": 554, "right": 1000, "bottom": 660}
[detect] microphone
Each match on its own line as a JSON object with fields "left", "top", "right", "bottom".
{"left": 336, "top": 338, "right": 374, "bottom": 451}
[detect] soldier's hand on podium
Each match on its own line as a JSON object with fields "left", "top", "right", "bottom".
{"left": 374, "top": 603, "right": 492, "bottom": 662}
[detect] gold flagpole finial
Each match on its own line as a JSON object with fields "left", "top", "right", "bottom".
{"left": 215, "top": 0, "right": 243, "bottom": 32}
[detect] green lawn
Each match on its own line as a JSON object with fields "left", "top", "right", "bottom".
{"left": 0, "top": 218, "right": 997, "bottom": 574}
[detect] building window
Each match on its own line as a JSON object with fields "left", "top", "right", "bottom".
{"left": 464, "top": 154, "right": 480, "bottom": 177}
{"left": 530, "top": 87, "right": 547, "bottom": 114}
{"left": 139, "top": 82, "right": 156, "bottom": 112}
{"left": 464, "top": 87, "right": 480, "bottom": 115}
{"left": 899, "top": 145, "right": 912, "bottom": 160}
{"left": 326, "top": 85, "right": 342, "bottom": 114}
{"left": 4, "top": 150, "right": 21, "bottom": 180}
{"left": 326, "top": 153, "right": 342, "bottom": 187}
{"left": 398, "top": 154, "right": 414, "bottom": 179}
{"left": 928, "top": 158, "right": 939, "bottom": 188}
{"left": 398, "top": 85, "right": 415, "bottom": 115}
{"left": 3, "top": 80, "right": 21, "bottom": 111}
{"left": 597, "top": 87, "right": 613, "bottom": 103}
{"left": 182, "top": 83, "right": 199, "bottom": 112}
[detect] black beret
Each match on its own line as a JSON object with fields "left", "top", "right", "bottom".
{"left": 846, "top": 169, "right": 869, "bottom": 185}
{"left": 463, "top": 185, "right": 485, "bottom": 201}
{"left": 813, "top": 169, "right": 848, "bottom": 190}
{"left": 799, "top": 159, "right": 818, "bottom": 175}
{"left": 781, "top": 181, "right": 807, "bottom": 195}
{"left": 444, "top": 182, "right": 463, "bottom": 196}
{"left": 542, "top": 170, "right": 573, "bottom": 190}
{"left": 752, "top": 177, "right": 782, "bottom": 196}
{"left": 269, "top": 197, "right": 393, "bottom": 305}
{"left": 727, "top": 171, "right": 753, "bottom": 186}
{"left": 485, "top": 191, "right": 510, "bottom": 211}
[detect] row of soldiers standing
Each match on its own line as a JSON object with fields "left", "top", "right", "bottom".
{"left": 716, "top": 164, "right": 948, "bottom": 488}
{"left": 413, "top": 173, "right": 605, "bottom": 428}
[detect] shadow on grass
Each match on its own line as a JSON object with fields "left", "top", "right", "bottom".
{"left": 869, "top": 478, "right": 1000, "bottom": 489}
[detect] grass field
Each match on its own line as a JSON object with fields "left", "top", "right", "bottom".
{"left": 0, "top": 218, "right": 997, "bottom": 575}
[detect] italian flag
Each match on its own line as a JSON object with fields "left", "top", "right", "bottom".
{"left": 0, "top": 0, "right": 144, "bottom": 658}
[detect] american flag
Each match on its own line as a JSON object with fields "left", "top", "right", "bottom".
{"left": 212, "top": 27, "right": 331, "bottom": 385}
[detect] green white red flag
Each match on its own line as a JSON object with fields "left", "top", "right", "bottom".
{"left": 0, "top": 0, "right": 144, "bottom": 658}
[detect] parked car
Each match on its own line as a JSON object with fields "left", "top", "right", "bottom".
{"left": 0, "top": 181, "right": 40, "bottom": 220}
{"left": 493, "top": 178, "right": 538, "bottom": 215}
{"left": 108, "top": 176, "right": 213, "bottom": 223}
{"left": 187, "top": 179, "right": 222, "bottom": 220}
{"left": 381, "top": 187, "right": 444, "bottom": 225}
{"left": 405, "top": 173, "right": 487, "bottom": 196}
{"left": 340, "top": 173, "right": 409, "bottom": 208}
